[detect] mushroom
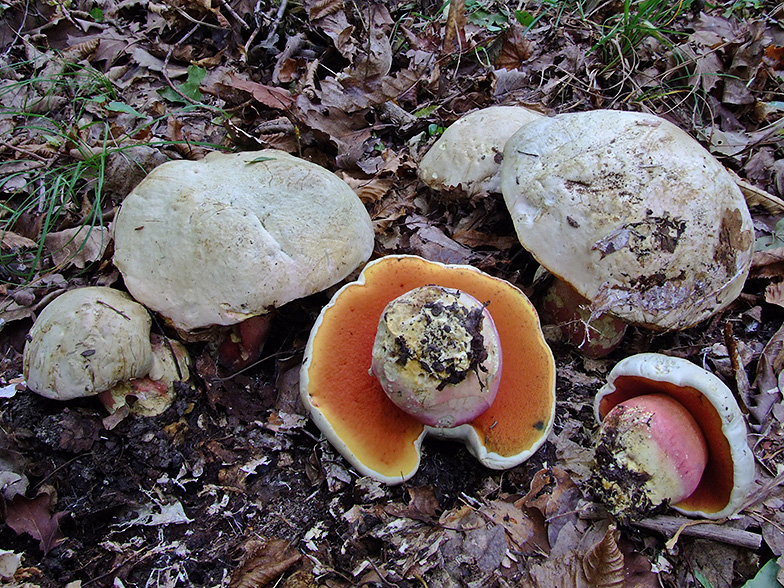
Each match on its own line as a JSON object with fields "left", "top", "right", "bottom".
{"left": 593, "top": 353, "right": 755, "bottom": 520}
{"left": 98, "top": 334, "right": 190, "bottom": 417}
{"left": 500, "top": 110, "right": 754, "bottom": 331}
{"left": 418, "top": 105, "right": 543, "bottom": 197}
{"left": 300, "top": 254, "right": 556, "bottom": 484}
{"left": 113, "top": 150, "right": 375, "bottom": 338}
{"left": 24, "top": 287, "right": 153, "bottom": 400}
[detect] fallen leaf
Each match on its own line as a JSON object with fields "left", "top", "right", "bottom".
{"left": 228, "top": 538, "right": 301, "bottom": 588}
{"left": 4, "top": 492, "right": 67, "bottom": 554}
{"left": 226, "top": 73, "right": 294, "bottom": 109}
{"left": 443, "top": 0, "right": 467, "bottom": 54}
{"left": 751, "top": 321, "right": 784, "bottom": 427}
{"left": 45, "top": 226, "right": 111, "bottom": 269}
{"left": 0, "top": 231, "right": 37, "bottom": 250}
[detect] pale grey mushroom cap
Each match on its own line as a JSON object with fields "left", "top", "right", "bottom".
{"left": 500, "top": 110, "right": 754, "bottom": 331}
{"left": 24, "top": 287, "right": 153, "bottom": 400}
{"left": 113, "top": 150, "right": 375, "bottom": 332}
{"left": 418, "top": 106, "right": 543, "bottom": 197}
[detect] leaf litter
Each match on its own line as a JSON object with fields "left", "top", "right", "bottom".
{"left": 0, "top": 0, "right": 784, "bottom": 587}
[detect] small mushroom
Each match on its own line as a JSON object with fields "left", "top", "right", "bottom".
{"left": 418, "top": 106, "right": 543, "bottom": 197}
{"left": 113, "top": 150, "right": 374, "bottom": 334}
{"left": 500, "top": 110, "right": 754, "bottom": 331}
{"left": 300, "top": 255, "right": 555, "bottom": 484}
{"left": 24, "top": 287, "right": 154, "bottom": 400}
{"left": 98, "top": 334, "right": 190, "bottom": 417}
{"left": 593, "top": 353, "right": 755, "bottom": 520}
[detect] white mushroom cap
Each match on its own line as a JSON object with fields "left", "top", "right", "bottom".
{"left": 113, "top": 150, "right": 375, "bottom": 332}
{"left": 418, "top": 106, "right": 543, "bottom": 197}
{"left": 594, "top": 353, "right": 755, "bottom": 519}
{"left": 500, "top": 110, "right": 754, "bottom": 331}
{"left": 23, "top": 287, "right": 153, "bottom": 400}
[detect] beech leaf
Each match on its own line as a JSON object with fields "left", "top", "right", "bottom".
{"left": 5, "top": 493, "right": 67, "bottom": 554}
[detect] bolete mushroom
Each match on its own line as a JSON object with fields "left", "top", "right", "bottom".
{"left": 24, "top": 287, "right": 160, "bottom": 401}
{"left": 500, "top": 110, "right": 754, "bottom": 331}
{"left": 300, "top": 255, "right": 556, "bottom": 484}
{"left": 593, "top": 353, "right": 755, "bottom": 520}
{"left": 113, "top": 150, "right": 374, "bottom": 335}
{"left": 418, "top": 105, "right": 543, "bottom": 197}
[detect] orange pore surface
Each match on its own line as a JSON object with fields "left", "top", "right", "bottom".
{"left": 306, "top": 256, "right": 555, "bottom": 477}
{"left": 598, "top": 376, "right": 734, "bottom": 515}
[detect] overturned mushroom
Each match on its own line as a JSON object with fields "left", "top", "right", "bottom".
{"left": 501, "top": 110, "right": 754, "bottom": 332}
{"left": 113, "top": 150, "right": 374, "bottom": 366}
{"left": 593, "top": 353, "right": 755, "bottom": 520}
{"left": 418, "top": 105, "right": 543, "bottom": 197}
{"left": 300, "top": 255, "right": 555, "bottom": 484}
{"left": 23, "top": 287, "right": 188, "bottom": 408}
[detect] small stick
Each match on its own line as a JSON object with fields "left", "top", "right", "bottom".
{"left": 632, "top": 514, "right": 762, "bottom": 550}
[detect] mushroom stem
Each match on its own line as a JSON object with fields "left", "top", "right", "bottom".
{"left": 217, "top": 314, "right": 273, "bottom": 370}
{"left": 370, "top": 285, "right": 502, "bottom": 428}
{"left": 594, "top": 393, "right": 708, "bottom": 520}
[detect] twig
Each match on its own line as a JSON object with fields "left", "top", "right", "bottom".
{"left": 261, "top": 0, "right": 288, "bottom": 49}
{"left": 0, "top": 139, "right": 50, "bottom": 162}
{"left": 215, "top": 0, "right": 249, "bottom": 30}
{"left": 162, "top": 25, "right": 206, "bottom": 108}
{"left": 174, "top": 6, "right": 225, "bottom": 29}
{"left": 2, "top": 0, "right": 31, "bottom": 59}
{"left": 632, "top": 514, "right": 762, "bottom": 550}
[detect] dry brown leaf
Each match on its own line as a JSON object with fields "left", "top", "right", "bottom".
{"left": 0, "top": 231, "right": 37, "bottom": 250}
{"left": 582, "top": 525, "right": 625, "bottom": 588}
{"left": 451, "top": 227, "right": 518, "bottom": 250}
{"left": 338, "top": 173, "right": 394, "bottom": 203}
{"left": 483, "top": 499, "right": 549, "bottom": 555}
{"left": 443, "top": 0, "right": 467, "bottom": 55}
{"left": 44, "top": 226, "right": 110, "bottom": 270}
{"left": 307, "top": 0, "right": 343, "bottom": 21}
{"left": 5, "top": 491, "right": 67, "bottom": 555}
{"left": 751, "top": 321, "right": 784, "bottom": 427}
{"left": 226, "top": 73, "right": 294, "bottom": 109}
{"left": 384, "top": 486, "right": 441, "bottom": 522}
{"left": 766, "top": 281, "right": 784, "bottom": 308}
{"left": 496, "top": 24, "right": 535, "bottom": 70}
{"left": 228, "top": 538, "right": 301, "bottom": 588}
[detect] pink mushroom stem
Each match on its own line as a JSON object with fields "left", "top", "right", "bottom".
{"left": 595, "top": 393, "right": 708, "bottom": 518}
{"left": 370, "top": 285, "right": 503, "bottom": 429}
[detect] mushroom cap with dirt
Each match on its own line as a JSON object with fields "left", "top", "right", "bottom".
{"left": 418, "top": 105, "right": 543, "bottom": 197}
{"left": 594, "top": 353, "right": 755, "bottom": 520}
{"left": 24, "top": 287, "right": 153, "bottom": 400}
{"left": 113, "top": 150, "right": 375, "bottom": 333}
{"left": 500, "top": 110, "right": 754, "bottom": 331}
{"left": 300, "top": 255, "right": 556, "bottom": 484}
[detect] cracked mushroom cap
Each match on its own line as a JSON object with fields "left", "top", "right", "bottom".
{"left": 500, "top": 110, "right": 754, "bottom": 331}
{"left": 113, "top": 150, "right": 375, "bottom": 332}
{"left": 24, "top": 287, "right": 153, "bottom": 400}
{"left": 418, "top": 106, "right": 543, "bottom": 197}
{"left": 594, "top": 353, "right": 755, "bottom": 519}
{"left": 300, "top": 255, "right": 556, "bottom": 484}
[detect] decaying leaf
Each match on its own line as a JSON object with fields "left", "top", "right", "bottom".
{"left": 0, "top": 231, "right": 37, "bottom": 251}
{"left": 582, "top": 525, "right": 625, "bottom": 588}
{"left": 443, "top": 0, "right": 467, "bottom": 54}
{"left": 44, "top": 226, "right": 110, "bottom": 270}
{"left": 228, "top": 538, "right": 301, "bottom": 588}
{"left": 4, "top": 491, "right": 67, "bottom": 554}
{"left": 226, "top": 73, "right": 295, "bottom": 109}
{"left": 752, "top": 322, "right": 784, "bottom": 427}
